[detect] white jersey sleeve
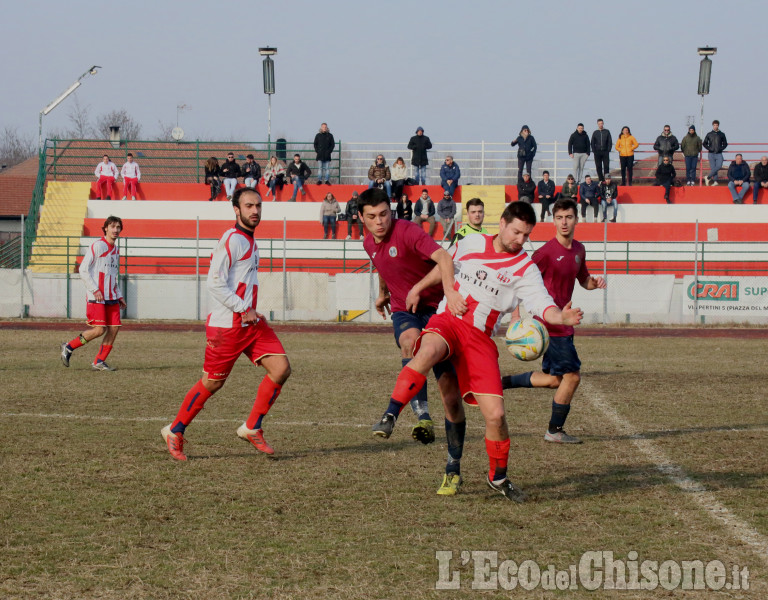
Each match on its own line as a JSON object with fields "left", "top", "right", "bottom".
{"left": 79, "top": 238, "right": 122, "bottom": 302}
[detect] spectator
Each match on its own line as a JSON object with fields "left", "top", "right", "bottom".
{"left": 653, "top": 125, "right": 679, "bottom": 165}
{"left": 242, "top": 154, "right": 262, "bottom": 189}
{"left": 436, "top": 190, "right": 457, "bottom": 239}
{"left": 654, "top": 156, "right": 676, "bottom": 203}
{"left": 120, "top": 153, "right": 141, "bottom": 200}
{"left": 407, "top": 126, "right": 432, "bottom": 185}
{"left": 263, "top": 156, "right": 285, "bottom": 198}
{"left": 319, "top": 192, "right": 340, "bottom": 239}
{"left": 537, "top": 170, "right": 558, "bottom": 222}
{"left": 591, "top": 118, "right": 613, "bottom": 182}
{"left": 517, "top": 172, "right": 536, "bottom": 203}
{"left": 681, "top": 126, "right": 703, "bottom": 186}
{"left": 94, "top": 155, "right": 118, "bottom": 200}
{"left": 752, "top": 156, "right": 768, "bottom": 204}
{"left": 727, "top": 154, "right": 751, "bottom": 204}
{"left": 287, "top": 154, "right": 311, "bottom": 201}
{"left": 568, "top": 123, "right": 591, "bottom": 183}
{"left": 578, "top": 174, "right": 599, "bottom": 221}
{"left": 440, "top": 155, "right": 461, "bottom": 197}
{"left": 204, "top": 156, "right": 222, "bottom": 201}
{"left": 615, "top": 126, "right": 639, "bottom": 186}
{"left": 510, "top": 125, "right": 537, "bottom": 182}
{"left": 413, "top": 188, "right": 436, "bottom": 236}
{"left": 221, "top": 152, "right": 241, "bottom": 200}
{"left": 390, "top": 156, "right": 408, "bottom": 200}
{"left": 560, "top": 174, "right": 579, "bottom": 203}
{"left": 450, "top": 198, "right": 488, "bottom": 245}
{"left": 345, "top": 191, "right": 363, "bottom": 239}
{"left": 367, "top": 154, "right": 392, "bottom": 197}
{"left": 396, "top": 193, "right": 413, "bottom": 221}
{"left": 313, "top": 122, "right": 335, "bottom": 185}
{"left": 703, "top": 120, "right": 728, "bottom": 186}
{"left": 599, "top": 173, "right": 619, "bottom": 222}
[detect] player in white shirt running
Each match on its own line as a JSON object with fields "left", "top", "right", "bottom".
{"left": 120, "top": 153, "right": 141, "bottom": 200}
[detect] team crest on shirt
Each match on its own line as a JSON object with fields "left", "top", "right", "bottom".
{"left": 476, "top": 270, "right": 488, "bottom": 280}
{"left": 496, "top": 270, "right": 511, "bottom": 284}
{"left": 575, "top": 255, "right": 581, "bottom": 264}
{"left": 389, "top": 247, "right": 398, "bottom": 257}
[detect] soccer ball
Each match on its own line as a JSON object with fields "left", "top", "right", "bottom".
{"left": 504, "top": 317, "right": 550, "bottom": 361}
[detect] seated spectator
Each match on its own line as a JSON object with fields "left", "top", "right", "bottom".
{"left": 396, "top": 193, "right": 413, "bottom": 221}
{"left": 242, "top": 154, "right": 262, "bottom": 189}
{"left": 120, "top": 153, "right": 141, "bottom": 200}
{"left": 537, "top": 171, "right": 558, "bottom": 221}
{"left": 413, "top": 188, "right": 436, "bottom": 237}
{"left": 653, "top": 125, "right": 679, "bottom": 165}
{"left": 727, "top": 154, "right": 751, "bottom": 204}
{"left": 345, "top": 191, "right": 363, "bottom": 239}
{"left": 599, "top": 174, "right": 619, "bottom": 222}
{"left": 204, "top": 156, "right": 222, "bottom": 201}
{"left": 94, "top": 155, "right": 118, "bottom": 200}
{"left": 263, "top": 156, "right": 285, "bottom": 198}
{"left": 319, "top": 192, "right": 340, "bottom": 239}
{"left": 654, "top": 156, "right": 676, "bottom": 203}
{"left": 752, "top": 156, "right": 768, "bottom": 204}
{"left": 221, "top": 152, "right": 241, "bottom": 200}
{"left": 560, "top": 174, "right": 579, "bottom": 203}
{"left": 517, "top": 172, "right": 536, "bottom": 203}
{"left": 436, "top": 190, "right": 457, "bottom": 239}
{"left": 439, "top": 155, "right": 461, "bottom": 197}
{"left": 390, "top": 156, "right": 408, "bottom": 200}
{"left": 287, "top": 154, "right": 311, "bottom": 201}
{"left": 367, "top": 155, "right": 392, "bottom": 197}
{"left": 578, "top": 174, "right": 599, "bottom": 221}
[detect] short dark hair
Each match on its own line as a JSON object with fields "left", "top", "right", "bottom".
{"left": 597, "top": 118, "right": 604, "bottom": 123}
{"left": 126, "top": 152, "right": 133, "bottom": 157}
{"left": 246, "top": 154, "right": 254, "bottom": 159}
{"left": 664, "top": 124, "right": 671, "bottom": 129}
{"left": 421, "top": 188, "right": 428, "bottom": 194}
{"left": 102, "top": 215, "right": 123, "bottom": 233}
{"left": 294, "top": 153, "right": 301, "bottom": 158}
{"left": 552, "top": 198, "right": 578, "bottom": 217}
{"left": 466, "top": 198, "right": 484, "bottom": 209}
{"left": 542, "top": 170, "right": 550, "bottom": 176}
{"left": 103, "top": 154, "right": 109, "bottom": 160}
{"left": 501, "top": 201, "right": 536, "bottom": 226}
{"left": 577, "top": 123, "right": 584, "bottom": 127}
{"left": 232, "top": 186, "right": 261, "bottom": 208}
{"left": 735, "top": 153, "right": 743, "bottom": 159}
{"left": 712, "top": 119, "right": 720, "bottom": 125}
{"left": 358, "top": 187, "right": 390, "bottom": 212}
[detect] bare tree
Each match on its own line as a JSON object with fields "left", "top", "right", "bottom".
{"left": 0, "top": 127, "right": 36, "bottom": 168}
{"left": 154, "top": 120, "right": 175, "bottom": 142}
{"left": 67, "top": 97, "right": 95, "bottom": 138}
{"left": 94, "top": 109, "right": 142, "bottom": 141}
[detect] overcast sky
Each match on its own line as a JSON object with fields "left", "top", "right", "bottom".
{"left": 2, "top": 0, "right": 765, "bottom": 148}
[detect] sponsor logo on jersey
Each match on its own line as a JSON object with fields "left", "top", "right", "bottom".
{"left": 389, "top": 247, "right": 398, "bottom": 258}
{"left": 459, "top": 271, "right": 499, "bottom": 296}
{"left": 556, "top": 256, "right": 564, "bottom": 261}
{"left": 476, "top": 270, "right": 488, "bottom": 280}
{"left": 496, "top": 270, "right": 511, "bottom": 284}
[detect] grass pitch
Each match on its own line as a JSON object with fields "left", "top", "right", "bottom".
{"left": 1, "top": 327, "right": 767, "bottom": 599}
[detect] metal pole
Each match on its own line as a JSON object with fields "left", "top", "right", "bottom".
{"left": 20, "top": 214, "right": 25, "bottom": 318}
{"left": 196, "top": 216, "right": 200, "bottom": 320}
{"left": 602, "top": 219, "right": 608, "bottom": 324}
{"left": 282, "top": 217, "right": 287, "bottom": 322}
{"left": 66, "top": 235, "right": 71, "bottom": 318}
{"left": 693, "top": 220, "right": 699, "bottom": 322}
{"left": 554, "top": 141, "right": 558, "bottom": 183}
{"left": 481, "top": 140, "right": 485, "bottom": 185}
{"left": 268, "top": 95, "right": 272, "bottom": 149}
{"left": 699, "top": 95, "right": 705, "bottom": 186}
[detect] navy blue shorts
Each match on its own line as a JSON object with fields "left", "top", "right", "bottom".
{"left": 541, "top": 335, "right": 581, "bottom": 377}
{"left": 391, "top": 308, "right": 454, "bottom": 381}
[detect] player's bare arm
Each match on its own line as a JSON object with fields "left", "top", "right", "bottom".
{"left": 431, "top": 248, "right": 467, "bottom": 316}
{"left": 543, "top": 301, "right": 584, "bottom": 326}
{"left": 375, "top": 275, "right": 391, "bottom": 318}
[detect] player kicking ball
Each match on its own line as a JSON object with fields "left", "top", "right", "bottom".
{"left": 161, "top": 188, "right": 291, "bottom": 460}
{"left": 389, "top": 201, "right": 583, "bottom": 500}
{"left": 502, "top": 198, "right": 606, "bottom": 444}
{"left": 60, "top": 216, "right": 126, "bottom": 371}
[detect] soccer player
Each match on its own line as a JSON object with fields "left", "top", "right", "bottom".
{"left": 360, "top": 187, "right": 466, "bottom": 444}
{"left": 450, "top": 198, "right": 488, "bottom": 245}
{"left": 60, "top": 216, "right": 126, "bottom": 371}
{"left": 161, "top": 188, "right": 291, "bottom": 461}
{"left": 388, "top": 201, "right": 583, "bottom": 500}
{"left": 502, "top": 198, "right": 606, "bottom": 444}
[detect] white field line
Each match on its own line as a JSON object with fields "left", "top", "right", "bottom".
{"left": 582, "top": 380, "right": 768, "bottom": 568}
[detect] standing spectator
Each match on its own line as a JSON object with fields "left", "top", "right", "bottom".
{"left": 120, "top": 153, "right": 141, "bottom": 200}
{"left": 654, "top": 156, "right": 676, "bottom": 203}
{"left": 615, "top": 126, "right": 639, "bottom": 186}
{"left": 204, "top": 156, "right": 222, "bottom": 201}
{"left": 390, "top": 156, "right": 408, "bottom": 200}
{"left": 591, "top": 119, "right": 613, "bottom": 182}
{"left": 94, "top": 155, "right": 119, "bottom": 200}
{"left": 436, "top": 190, "right": 457, "bottom": 240}
{"left": 599, "top": 174, "right": 619, "bottom": 222}
{"left": 313, "top": 122, "right": 335, "bottom": 185}
{"left": 263, "top": 156, "right": 285, "bottom": 198}
{"left": 221, "top": 152, "right": 241, "bottom": 200}
{"left": 567, "top": 123, "right": 591, "bottom": 183}
{"left": 727, "top": 154, "right": 751, "bottom": 204}
{"left": 537, "top": 171, "right": 558, "bottom": 222}
{"left": 703, "top": 120, "right": 728, "bottom": 186}
{"left": 287, "top": 154, "right": 311, "bottom": 201}
{"left": 407, "top": 126, "right": 432, "bottom": 185}
{"left": 319, "top": 192, "right": 340, "bottom": 239}
{"left": 413, "top": 188, "right": 436, "bottom": 237}
{"left": 578, "top": 174, "right": 599, "bottom": 221}
{"left": 560, "top": 174, "right": 579, "bottom": 203}
{"left": 653, "top": 125, "right": 679, "bottom": 165}
{"left": 517, "top": 172, "right": 536, "bottom": 203}
{"left": 440, "top": 155, "right": 461, "bottom": 197}
{"left": 367, "top": 154, "right": 392, "bottom": 197}
{"left": 345, "top": 191, "right": 363, "bottom": 239}
{"left": 752, "top": 156, "right": 768, "bottom": 204}
{"left": 396, "top": 193, "right": 413, "bottom": 221}
{"left": 510, "top": 125, "right": 537, "bottom": 182}
{"left": 681, "top": 126, "right": 703, "bottom": 186}
{"left": 242, "top": 154, "right": 262, "bottom": 189}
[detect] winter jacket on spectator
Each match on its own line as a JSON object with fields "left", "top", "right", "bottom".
{"left": 319, "top": 196, "right": 340, "bottom": 218}
{"left": 510, "top": 134, "right": 537, "bottom": 159}
{"left": 204, "top": 165, "right": 221, "bottom": 179}
{"left": 727, "top": 161, "right": 751, "bottom": 183}
{"left": 396, "top": 198, "right": 413, "bottom": 220}
{"left": 655, "top": 163, "right": 676, "bottom": 183}
{"left": 591, "top": 129, "right": 613, "bottom": 153}
{"left": 653, "top": 133, "right": 680, "bottom": 156}
{"left": 120, "top": 161, "right": 141, "bottom": 180}
{"left": 753, "top": 162, "right": 768, "bottom": 184}
{"left": 242, "top": 160, "right": 261, "bottom": 182}
{"left": 220, "top": 159, "right": 241, "bottom": 179}
{"left": 517, "top": 178, "right": 536, "bottom": 199}
{"left": 95, "top": 161, "right": 119, "bottom": 179}
{"left": 579, "top": 180, "right": 599, "bottom": 200}
{"left": 537, "top": 179, "right": 556, "bottom": 198}
{"left": 314, "top": 130, "right": 335, "bottom": 162}
{"left": 407, "top": 133, "right": 433, "bottom": 166}
{"left": 681, "top": 132, "right": 703, "bottom": 157}
{"left": 287, "top": 161, "right": 312, "bottom": 179}
{"left": 368, "top": 162, "right": 391, "bottom": 181}
{"left": 263, "top": 161, "right": 285, "bottom": 182}
{"left": 568, "top": 130, "right": 591, "bottom": 155}
{"left": 413, "top": 197, "right": 435, "bottom": 218}
{"left": 437, "top": 197, "right": 457, "bottom": 220}
{"left": 390, "top": 162, "right": 407, "bottom": 182}
{"left": 703, "top": 130, "right": 728, "bottom": 154}
{"left": 346, "top": 196, "right": 360, "bottom": 219}
{"left": 598, "top": 181, "right": 618, "bottom": 200}
{"left": 560, "top": 180, "right": 579, "bottom": 199}
{"left": 439, "top": 162, "right": 461, "bottom": 185}
{"left": 615, "top": 134, "right": 639, "bottom": 157}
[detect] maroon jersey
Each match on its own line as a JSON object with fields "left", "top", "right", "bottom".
{"left": 363, "top": 219, "right": 443, "bottom": 313}
{"left": 532, "top": 237, "right": 589, "bottom": 337}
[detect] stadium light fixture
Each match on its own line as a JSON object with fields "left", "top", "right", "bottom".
{"left": 38, "top": 65, "right": 101, "bottom": 150}
{"left": 259, "top": 47, "right": 277, "bottom": 150}
{"left": 696, "top": 47, "right": 716, "bottom": 186}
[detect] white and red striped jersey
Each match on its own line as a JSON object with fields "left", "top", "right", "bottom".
{"left": 207, "top": 224, "right": 260, "bottom": 328}
{"left": 437, "top": 233, "right": 557, "bottom": 336}
{"left": 120, "top": 161, "right": 141, "bottom": 180}
{"left": 94, "top": 161, "right": 118, "bottom": 179}
{"left": 79, "top": 237, "right": 122, "bottom": 302}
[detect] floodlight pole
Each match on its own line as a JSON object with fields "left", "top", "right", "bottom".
{"left": 259, "top": 47, "right": 277, "bottom": 154}
{"left": 38, "top": 65, "right": 101, "bottom": 150}
{"left": 696, "top": 47, "right": 716, "bottom": 186}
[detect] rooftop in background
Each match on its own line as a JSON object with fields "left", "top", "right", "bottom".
{"left": 0, "top": 156, "right": 38, "bottom": 217}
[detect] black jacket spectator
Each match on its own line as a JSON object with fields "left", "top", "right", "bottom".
{"left": 314, "top": 130, "right": 335, "bottom": 162}
{"left": 396, "top": 198, "right": 413, "bottom": 220}
{"left": 653, "top": 134, "right": 680, "bottom": 156}
{"left": 287, "top": 161, "right": 312, "bottom": 179}
{"left": 753, "top": 162, "right": 768, "bottom": 184}
{"left": 703, "top": 130, "right": 728, "bottom": 153}
{"left": 242, "top": 161, "right": 261, "bottom": 181}
{"left": 408, "top": 133, "right": 433, "bottom": 166}
{"left": 591, "top": 129, "right": 613, "bottom": 153}
{"left": 655, "top": 162, "right": 676, "bottom": 183}
{"left": 727, "top": 162, "right": 751, "bottom": 183}
{"left": 599, "top": 181, "right": 618, "bottom": 200}
{"left": 204, "top": 165, "right": 221, "bottom": 179}
{"left": 414, "top": 198, "right": 435, "bottom": 217}
{"left": 510, "top": 134, "right": 537, "bottom": 159}
{"left": 537, "top": 179, "right": 556, "bottom": 198}
{"left": 220, "top": 159, "right": 241, "bottom": 179}
{"left": 568, "top": 130, "right": 591, "bottom": 155}
{"left": 517, "top": 178, "right": 536, "bottom": 200}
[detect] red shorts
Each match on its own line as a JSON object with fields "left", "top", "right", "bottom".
{"left": 86, "top": 302, "right": 122, "bottom": 327}
{"left": 204, "top": 319, "right": 286, "bottom": 380}
{"left": 414, "top": 311, "right": 501, "bottom": 405}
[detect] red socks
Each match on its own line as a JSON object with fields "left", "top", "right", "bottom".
{"left": 94, "top": 344, "right": 113, "bottom": 363}
{"left": 391, "top": 366, "right": 427, "bottom": 407}
{"left": 68, "top": 334, "right": 86, "bottom": 350}
{"left": 485, "top": 437, "right": 511, "bottom": 482}
{"left": 171, "top": 380, "right": 213, "bottom": 433}
{"left": 246, "top": 376, "right": 283, "bottom": 430}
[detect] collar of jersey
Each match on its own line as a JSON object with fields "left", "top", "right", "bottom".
{"left": 235, "top": 222, "right": 254, "bottom": 238}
